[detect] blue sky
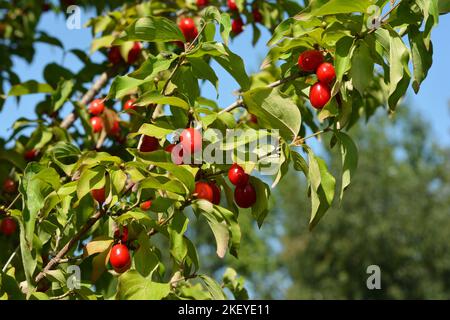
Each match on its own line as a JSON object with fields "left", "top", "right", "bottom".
{"left": 1, "top": 8, "right": 449, "bottom": 146}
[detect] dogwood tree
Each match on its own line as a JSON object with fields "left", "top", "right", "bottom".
{"left": 0, "top": 0, "right": 447, "bottom": 300}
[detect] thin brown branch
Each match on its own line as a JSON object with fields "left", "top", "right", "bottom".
{"left": 49, "top": 290, "right": 74, "bottom": 300}
{"left": 34, "top": 209, "right": 107, "bottom": 284}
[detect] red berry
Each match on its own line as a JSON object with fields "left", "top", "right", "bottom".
{"left": 42, "top": 3, "right": 51, "bottom": 11}
{"left": 228, "top": 163, "right": 249, "bottom": 187}
{"left": 0, "top": 217, "right": 17, "bottom": 236}
{"left": 249, "top": 114, "right": 258, "bottom": 124}
{"left": 180, "top": 128, "right": 202, "bottom": 154}
{"left": 234, "top": 183, "right": 257, "bottom": 208}
{"left": 231, "top": 18, "right": 244, "bottom": 35}
{"left": 109, "top": 244, "right": 131, "bottom": 273}
{"left": 24, "top": 149, "right": 39, "bottom": 161}
{"left": 127, "top": 42, "right": 142, "bottom": 64}
{"left": 209, "top": 182, "right": 221, "bottom": 205}
{"left": 91, "top": 187, "right": 106, "bottom": 204}
{"left": 252, "top": 9, "right": 262, "bottom": 23}
{"left": 309, "top": 82, "right": 331, "bottom": 109}
{"left": 90, "top": 116, "right": 103, "bottom": 133}
{"left": 114, "top": 226, "right": 129, "bottom": 243}
{"left": 316, "top": 62, "right": 336, "bottom": 85}
{"left": 108, "top": 121, "right": 120, "bottom": 136}
{"left": 165, "top": 143, "right": 184, "bottom": 165}
{"left": 123, "top": 99, "right": 136, "bottom": 111}
{"left": 139, "top": 135, "right": 159, "bottom": 152}
{"left": 140, "top": 200, "right": 152, "bottom": 211}
{"left": 196, "top": 0, "right": 208, "bottom": 7}
{"left": 227, "top": 0, "right": 238, "bottom": 11}
{"left": 3, "top": 178, "right": 16, "bottom": 194}
{"left": 298, "top": 50, "right": 324, "bottom": 73}
{"left": 88, "top": 99, "right": 105, "bottom": 116}
{"left": 195, "top": 181, "right": 214, "bottom": 203}
{"left": 108, "top": 46, "right": 123, "bottom": 65}
{"left": 178, "top": 18, "right": 198, "bottom": 42}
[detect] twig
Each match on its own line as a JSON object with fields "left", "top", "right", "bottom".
{"left": 291, "top": 129, "right": 330, "bottom": 146}
{"left": 34, "top": 209, "right": 107, "bottom": 284}
{"left": 5, "top": 194, "right": 20, "bottom": 211}
{"left": 368, "top": 0, "right": 402, "bottom": 34}
{"left": 2, "top": 246, "right": 19, "bottom": 273}
{"left": 49, "top": 290, "right": 74, "bottom": 300}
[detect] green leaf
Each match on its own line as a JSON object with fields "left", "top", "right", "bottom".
{"left": 20, "top": 164, "right": 61, "bottom": 245}
{"left": 387, "top": 28, "right": 411, "bottom": 111}
{"left": 168, "top": 212, "right": 189, "bottom": 263}
{"left": 52, "top": 79, "right": 74, "bottom": 112}
{"left": 243, "top": 87, "right": 301, "bottom": 142}
{"left": 117, "top": 16, "right": 184, "bottom": 43}
{"left": 304, "top": 0, "right": 373, "bottom": 16}
{"left": 222, "top": 268, "right": 249, "bottom": 300}
{"left": 291, "top": 150, "right": 309, "bottom": 178}
{"left": 250, "top": 177, "right": 271, "bottom": 228}
{"left": 409, "top": 26, "right": 433, "bottom": 93}
{"left": 188, "top": 57, "right": 219, "bottom": 95}
{"left": 305, "top": 146, "right": 336, "bottom": 230}
{"left": 132, "top": 123, "right": 175, "bottom": 140}
{"left": 350, "top": 40, "right": 374, "bottom": 95}
{"left": 135, "top": 91, "right": 190, "bottom": 110}
{"left": 335, "top": 132, "right": 358, "bottom": 201}
{"left": 199, "top": 275, "right": 227, "bottom": 300}
{"left": 116, "top": 271, "right": 171, "bottom": 300}
{"left": 335, "top": 36, "right": 355, "bottom": 84}
{"left": 8, "top": 81, "right": 54, "bottom": 96}
{"left": 76, "top": 166, "right": 105, "bottom": 204}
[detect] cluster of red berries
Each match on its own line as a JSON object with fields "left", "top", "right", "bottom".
{"left": 228, "top": 163, "right": 256, "bottom": 208}
{"left": 108, "top": 42, "right": 142, "bottom": 66}
{"left": 227, "top": 0, "right": 262, "bottom": 36}
{"left": 88, "top": 98, "right": 121, "bottom": 137}
{"left": 297, "top": 50, "right": 336, "bottom": 109}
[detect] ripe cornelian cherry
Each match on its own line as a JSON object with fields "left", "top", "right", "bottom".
{"left": 227, "top": 0, "right": 238, "bottom": 11}
{"left": 178, "top": 18, "right": 198, "bottom": 42}
{"left": 309, "top": 82, "right": 331, "bottom": 109}
{"left": 228, "top": 163, "right": 249, "bottom": 187}
{"left": 127, "top": 42, "right": 142, "bottom": 64}
{"left": 108, "top": 121, "right": 120, "bottom": 136}
{"left": 108, "top": 46, "right": 123, "bottom": 65}
{"left": 252, "top": 8, "right": 263, "bottom": 23}
{"left": 316, "top": 62, "right": 336, "bottom": 85}
{"left": 109, "top": 244, "right": 131, "bottom": 273}
{"left": 90, "top": 116, "right": 103, "bottom": 133}
{"left": 165, "top": 143, "right": 184, "bottom": 165}
{"left": 249, "top": 114, "right": 258, "bottom": 124}
{"left": 139, "top": 135, "right": 159, "bottom": 152}
{"left": 140, "top": 200, "right": 152, "bottom": 211}
{"left": 231, "top": 18, "right": 244, "bottom": 35}
{"left": 91, "top": 187, "right": 106, "bottom": 204}
{"left": 0, "top": 217, "right": 17, "bottom": 236}
{"left": 114, "top": 226, "right": 129, "bottom": 243}
{"left": 3, "top": 178, "right": 16, "bottom": 194}
{"left": 24, "top": 149, "right": 38, "bottom": 161}
{"left": 298, "top": 50, "right": 324, "bottom": 73}
{"left": 195, "top": 181, "right": 214, "bottom": 203}
{"left": 89, "top": 99, "right": 105, "bottom": 116}
{"left": 123, "top": 99, "right": 136, "bottom": 111}
{"left": 234, "top": 183, "right": 257, "bottom": 208}
{"left": 196, "top": 0, "right": 208, "bottom": 7}
{"left": 180, "top": 128, "right": 202, "bottom": 154}
{"left": 210, "top": 182, "right": 221, "bottom": 205}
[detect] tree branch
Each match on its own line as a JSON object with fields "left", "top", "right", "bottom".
{"left": 34, "top": 209, "right": 107, "bottom": 284}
